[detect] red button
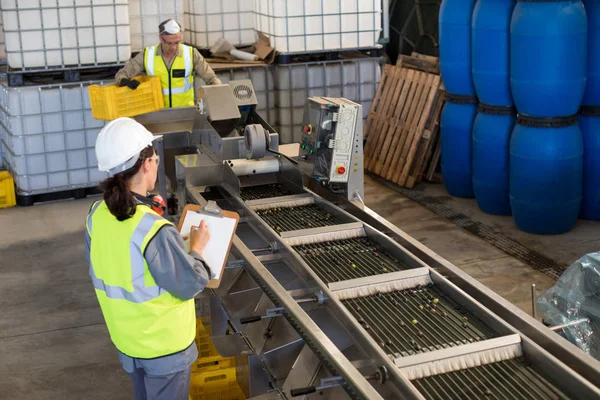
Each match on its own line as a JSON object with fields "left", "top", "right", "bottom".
{"left": 337, "top": 166, "right": 346, "bottom": 175}
{"left": 303, "top": 126, "right": 309, "bottom": 133}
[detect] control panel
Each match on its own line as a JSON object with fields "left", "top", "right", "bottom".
{"left": 299, "top": 97, "right": 360, "bottom": 183}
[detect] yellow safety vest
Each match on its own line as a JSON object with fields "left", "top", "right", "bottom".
{"left": 86, "top": 201, "right": 196, "bottom": 358}
{"left": 144, "top": 44, "right": 195, "bottom": 108}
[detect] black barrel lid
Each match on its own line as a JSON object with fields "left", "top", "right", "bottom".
{"left": 516, "top": 114, "right": 578, "bottom": 128}
{"left": 446, "top": 93, "right": 478, "bottom": 105}
{"left": 478, "top": 103, "right": 517, "bottom": 116}
{"left": 579, "top": 105, "right": 600, "bottom": 117}
{"left": 518, "top": 0, "right": 572, "bottom": 2}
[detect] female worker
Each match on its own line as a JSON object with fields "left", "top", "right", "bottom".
{"left": 84, "top": 117, "right": 212, "bottom": 400}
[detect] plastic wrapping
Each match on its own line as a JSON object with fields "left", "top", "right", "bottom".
{"left": 537, "top": 251, "right": 600, "bottom": 360}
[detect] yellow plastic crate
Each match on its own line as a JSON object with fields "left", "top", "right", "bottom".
{"left": 195, "top": 318, "right": 219, "bottom": 358}
{"left": 191, "top": 355, "right": 236, "bottom": 373}
{"left": 0, "top": 171, "right": 16, "bottom": 209}
{"left": 190, "top": 368, "right": 246, "bottom": 400}
{"left": 88, "top": 76, "right": 163, "bottom": 120}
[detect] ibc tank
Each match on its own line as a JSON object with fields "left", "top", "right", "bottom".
{"left": 578, "top": 106, "right": 600, "bottom": 220}
{"left": 473, "top": 104, "right": 516, "bottom": 215}
{"left": 583, "top": 0, "right": 600, "bottom": 105}
{"left": 510, "top": 115, "right": 583, "bottom": 234}
{"left": 510, "top": 0, "right": 587, "bottom": 117}
{"left": 440, "top": 0, "right": 477, "bottom": 96}
{"left": 472, "top": 0, "right": 516, "bottom": 106}
{"left": 441, "top": 95, "right": 478, "bottom": 198}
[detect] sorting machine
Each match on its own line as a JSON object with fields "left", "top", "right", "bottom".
{"left": 155, "top": 81, "right": 600, "bottom": 399}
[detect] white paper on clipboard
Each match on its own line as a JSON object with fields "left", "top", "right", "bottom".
{"left": 180, "top": 212, "right": 237, "bottom": 279}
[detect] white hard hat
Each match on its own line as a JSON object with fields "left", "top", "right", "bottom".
{"left": 95, "top": 117, "right": 160, "bottom": 176}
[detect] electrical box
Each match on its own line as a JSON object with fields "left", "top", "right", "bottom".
{"left": 299, "top": 97, "right": 362, "bottom": 183}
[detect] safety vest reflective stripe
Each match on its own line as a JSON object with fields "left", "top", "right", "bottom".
{"left": 87, "top": 208, "right": 165, "bottom": 303}
{"left": 163, "top": 83, "right": 194, "bottom": 95}
{"left": 86, "top": 201, "right": 102, "bottom": 235}
{"left": 184, "top": 44, "right": 192, "bottom": 80}
{"left": 146, "top": 46, "right": 156, "bottom": 76}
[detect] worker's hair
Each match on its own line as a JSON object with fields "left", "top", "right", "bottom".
{"left": 100, "top": 146, "right": 155, "bottom": 221}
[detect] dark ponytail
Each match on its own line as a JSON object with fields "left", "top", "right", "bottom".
{"left": 100, "top": 146, "right": 155, "bottom": 221}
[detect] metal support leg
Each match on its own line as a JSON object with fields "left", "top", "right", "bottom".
{"left": 531, "top": 284, "right": 537, "bottom": 319}
{"left": 154, "top": 136, "right": 168, "bottom": 215}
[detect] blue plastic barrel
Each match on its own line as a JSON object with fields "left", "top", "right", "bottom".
{"left": 578, "top": 106, "right": 600, "bottom": 220}
{"left": 510, "top": 115, "right": 583, "bottom": 234}
{"left": 583, "top": 0, "right": 600, "bottom": 105}
{"left": 510, "top": 0, "right": 587, "bottom": 117}
{"left": 440, "top": 0, "right": 477, "bottom": 96}
{"left": 441, "top": 95, "right": 478, "bottom": 198}
{"left": 473, "top": 104, "right": 516, "bottom": 215}
{"left": 472, "top": 0, "right": 516, "bottom": 106}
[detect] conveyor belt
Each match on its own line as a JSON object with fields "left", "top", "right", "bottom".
{"left": 255, "top": 204, "right": 343, "bottom": 232}
{"left": 341, "top": 285, "right": 496, "bottom": 356}
{"left": 240, "top": 184, "right": 293, "bottom": 200}
{"left": 412, "top": 358, "right": 569, "bottom": 400}
{"left": 293, "top": 237, "right": 411, "bottom": 283}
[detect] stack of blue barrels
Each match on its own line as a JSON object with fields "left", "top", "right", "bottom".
{"left": 472, "top": 0, "right": 517, "bottom": 216}
{"left": 580, "top": 0, "right": 600, "bottom": 221}
{"left": 510, "top": 0, "right": 587, "bottom": 234}
{"left": 439, "top": 0, "right": 517, "bottom": 210}
{"left": 439, "top": 0, "right": 478, "bottom": 198}
{"left": 440, "top": 0, "right": 593, "bottom": 235}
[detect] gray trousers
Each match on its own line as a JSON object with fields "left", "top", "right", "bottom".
{"left": 128, "top": 366, "right": 191, "bottom": 400}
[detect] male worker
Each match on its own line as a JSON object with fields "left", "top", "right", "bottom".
{"left": 115, "top": 19, "right": 221, "bottom": 108}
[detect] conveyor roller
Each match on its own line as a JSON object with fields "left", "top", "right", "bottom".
{"left": 293, "top": 237, "right": 411, "bottom": 283}
{"left": 255, "top": 204, "right": 343, "bottom": 233}
{"left": 412, "top": 358, "right": 569, "bottom": 400}
{"left": 341, "top": 284, "right": 496, "bottom": 356}
{"left": 240, "top": 184, "right": 294, "bottom": 201}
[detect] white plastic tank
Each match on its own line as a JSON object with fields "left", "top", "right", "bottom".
{"left": 254, "top": 0, "right": 382, "bottom": 53}
{"left": 129, "top": 0, "right": 185, "bottom": 52}
{"left": 274, "top": 57, "right": 381, "bottom": 143}
{"left": 0, "top": 0, "right": 131, "bottom": 69}
{"left": 0, "top": 6, "right": 6, "bottom": 64}
{"left": 183, "top": 0, "right": 255, "bottom": 48}
{"left": 0, "top": 80, "right": 110, "bottom": 193}
{"left": 0, "top": 135, "right": 4, "bottom": 169}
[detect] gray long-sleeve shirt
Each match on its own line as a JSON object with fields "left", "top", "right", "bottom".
{"left": 84, "top": 205, "right": 211, "bottom": 374}
{"left": 144, "top": 224, "right": 212, "bottom": 299}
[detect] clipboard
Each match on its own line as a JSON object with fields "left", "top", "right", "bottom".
{"left": 177, "top": 201, "right": 240, "bottom": 288}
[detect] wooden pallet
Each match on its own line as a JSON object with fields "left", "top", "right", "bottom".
{"left": 397, "top": 53, "right": 440, "bottom": 75}
{"left": 364, "top": 62, "right": 445, "bottom": 188}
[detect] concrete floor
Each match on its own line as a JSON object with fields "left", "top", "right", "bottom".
{"left": 409, "top": 179, "right": 600, "bottom": 267}
{"left": 0, "top": 177, "right": 592, "bottom": 399}
{"left": 0, "top": 197, "right": 130, "bottom": 400}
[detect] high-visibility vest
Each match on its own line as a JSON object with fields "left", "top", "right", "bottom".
{"left": 144, "top": 44, "right": 195, "bottom": 108}
{"left": 86, "top": 201, "right": 196, "bottom": 358}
